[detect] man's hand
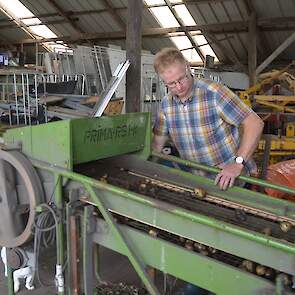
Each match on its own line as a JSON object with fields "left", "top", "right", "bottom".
{"left": 214, "top": 163, "right": 244, "bottom": 190}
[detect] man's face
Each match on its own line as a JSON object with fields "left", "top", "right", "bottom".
{"left": 159, "top": 61, "right": 193, "bottom": 100}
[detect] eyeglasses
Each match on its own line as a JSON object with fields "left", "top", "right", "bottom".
{"left": 163, "top": 66, "right": 190, "bottom": 88}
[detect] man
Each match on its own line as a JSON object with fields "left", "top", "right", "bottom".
{"left": 152, "top": 48, "right": 264, "bottom": 190}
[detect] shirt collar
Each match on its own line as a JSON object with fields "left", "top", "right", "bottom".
{"left": 171, "top": 77, "right": 196, "bottom": 105}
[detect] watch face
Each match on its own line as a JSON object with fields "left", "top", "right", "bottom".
{"left": 236, "top": 156, "right": 244, "bottom": 164}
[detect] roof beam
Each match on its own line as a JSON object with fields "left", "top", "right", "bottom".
{"left": 241, "top": 0, "right": 269, "bottom": 60}
{"left": 46, "top": 0, "right": 84, "bottom": 34}
{"left": 163, "top": 0, "right": 205, "bottom": 62}
{"left": 3, "top": 24, "right": 295, "bottom": 45}
{"left": 0, "top": 18, "right": 79, "bottom": 30}
{"left": 205, "top": 32, "right": 247, "bottom": 72}
{"left": 148, "top": 0, "right": 231, "bottom": 8}
{"left": 15, "top": 9, "right": 295, "bottom": 30}
{"left": 241, "top": 0, "right": 254, "bottom": 15}
{"left": 256, "top": 31, "right": 295, "bottom": 74}
{"left": 248, "top": 11, "right": 257, "bottom": 86}
{"left": 0, "top": 5, "right": 38, "bottom": 40}
{"left": 18, "top": 9, "right": 109, "bottom": 20}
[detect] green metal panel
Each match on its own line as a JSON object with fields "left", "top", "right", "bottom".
{"left": 117, "top": 154, "right": 295, "bottom": 220}
{"left": 154, "top": 161, "right": 295, "bottom": 220}
{"left": 93, "top": 188, "right": 295, "bottom": 275}
{"left": 152, "top": 151, "right": 295, "bottom": 196}
{"left": 4, "top": 120, "right": 72, "bottom": 169}
{"left": 3, "top": 113, "right": 151, "bottom": 169}
{"left": 133, "top": 112, "right": 152, "bottom": 160}
{"left": 71, "top": 113, "right": 149, "bottom": 165}
{"left": 30, "top": 159, "right": 295, "bottom": 276}
{"left": 93, "top": 219, "right": 280, "bottom": 295}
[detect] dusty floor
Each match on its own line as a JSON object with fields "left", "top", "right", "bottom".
{"left": 0, "top": 246, "right": 206, "bottom": 295}
{"left": 0, "top": 246, "right": 141, "bottom": 295}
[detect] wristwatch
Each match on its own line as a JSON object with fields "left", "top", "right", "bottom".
{"left": 235, "top": 156, "right": 245, "bottom": 165}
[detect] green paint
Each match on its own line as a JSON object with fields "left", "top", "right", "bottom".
{"left": 72, "top": 113, "right": 148, "bottom": 164}
{"left": 4, "top": 120, "right": 73, "bottom": 169}
{"left": 31, "top": 159, "right": 295, "bottom": 275}
{"left": 93, "top": 219, "right": 281, "bottom": 295}
{"left": 3, "top": 113, "right": 150, "bottom": 169}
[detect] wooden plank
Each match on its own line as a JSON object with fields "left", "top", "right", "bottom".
{"left": 125, "top": 0, "right": 143, "bottom": 113}
{"left": 254, "top": 95, "right": 295, "bottom": 102}
{"left": 39, "top": 95, "right": 65, "bottom": 104}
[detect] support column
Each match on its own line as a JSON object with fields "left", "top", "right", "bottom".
{"left": 248, "top": 12, "right": 257, "bottom": 87}
{"left": 126, "top": 0, "right": 143, "bottom": 113}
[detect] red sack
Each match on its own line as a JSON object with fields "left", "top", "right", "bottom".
{"left": 265, "top": 159, "right": 295, "bottom": 201}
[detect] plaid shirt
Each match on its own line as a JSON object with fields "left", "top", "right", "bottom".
{"left": 153, "top": 78, "right": 257, "bottom": 174}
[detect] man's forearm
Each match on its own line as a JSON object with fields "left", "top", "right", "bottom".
{"left": 152, "top": 134, "right": 168, "bottom": 153}
{"left": 237, "top": 113, "right": 264, "bottom": 161}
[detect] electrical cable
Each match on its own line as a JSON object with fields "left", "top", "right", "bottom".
{"left": 31, "top": 203, "right": 59, "bottom": 287}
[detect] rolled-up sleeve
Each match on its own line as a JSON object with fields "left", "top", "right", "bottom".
{"left": 214, "top": 84, "right": 253, "bottom": 127}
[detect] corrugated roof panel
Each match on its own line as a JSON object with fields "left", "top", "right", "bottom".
{"left": 0, "top": 9, "right": 31, "bottom": 41}
{"left": 143, "top": 37, "right": 174, "bottom": 54}
{"left": 46, "top": 23, "right": 75, "bottom": 37}
{"left": 0, "top": 0, "right": 293, "bottom": 67}
{"left": 221, "top": 1, "right": 245, "bottom": 21}
{"left": 224, "top": 0, "right": 247, "bottom": 21}
{"left": 193, "top": 3, "right": 218, "bottom": 24}
{"left": 81, "top": 11, "right": 122, "bottom": 32}
{"left": 142, "top": 9, "right": 163, "bottom": 28}
{"left": 205, "top": 2, "right": 230, "bottom": 23}
{"left": 278, "top": 0, "right": 295, "bottom": 16}
{"left": 254, "top": 0, "right": 285, "bottom": 18}
{"left": 1, "top": 28, "right": 29, "bottom": 42}
{"left": 19, "top": 0, "right": 57, "bottom": 16}
{"left": 184, "top": 4, "right": 205, "bottom": 25}
{"left": 268, "top": 31, "right": 295, "bottom": 59}
{"left": 109, "top": 0, "right": 128, "bottom": 7}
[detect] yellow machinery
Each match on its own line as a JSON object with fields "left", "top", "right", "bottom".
{"left": 238, "top": 62, "right": 295, "bottom": 165}
{"left": 238, "top": 60, "right": 295, "bottom": 109}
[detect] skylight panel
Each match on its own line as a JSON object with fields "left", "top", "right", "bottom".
{"left": 170, "top": 35, "right": 191, "bottom": 50}
{"left": 174, "top": 4, "right": 196, "bottom": 26}
{"left": 171, "top": 35, "right": 202, "bottom": 62}
{"left": 182, "top": 49, "right": 202, "bottom": 62}
{"left": 150, "top": 6, "right": 180, "bottom": 28}
{"left": 0, "top": 0, "right": 68, "bottom": 52}
{"left": 145, "top": 0, "right": 218, "bottom": 63}
{"left": 194, "top": 35, "right": 218, "bottom": 59}
{"left": 30, "top": 25, "right": 57, "bottom": 39}
{"left": 0, "top": 0, "right": 33, "bottom": 18}
{"left": 22, "top": 18, "right": 41, "bottom": 26}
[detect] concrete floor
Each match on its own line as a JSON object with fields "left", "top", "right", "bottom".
{"left": 0, "top": 246, "right": 206, "bottom": 295}
{"left": 0, "top": 246, "right": 142, "bottom": 295}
